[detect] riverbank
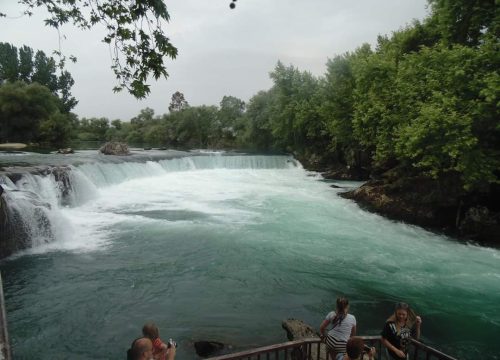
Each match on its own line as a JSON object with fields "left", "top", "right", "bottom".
{"left": 301, "top": 154, "right": 500, "bottom": 247}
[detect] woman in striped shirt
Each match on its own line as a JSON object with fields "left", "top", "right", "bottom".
{"left": 320, "top": 297, "right": 357, "bottom": 360}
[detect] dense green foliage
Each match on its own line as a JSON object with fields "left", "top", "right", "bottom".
{"left": 3, "top": 0, "right": 177, "bottom": 98}
{"left": 0, "top": 43, "right": 77, "bottom": 146}
{"left": 0, "top": 81, "right": 75, "bottom": 146}
{"left": 0, "top": 43, "right": 77, "bottom": 111}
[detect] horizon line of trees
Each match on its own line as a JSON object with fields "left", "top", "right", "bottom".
{"left": 0, "top": 0, "right": 498, "bottom": 195}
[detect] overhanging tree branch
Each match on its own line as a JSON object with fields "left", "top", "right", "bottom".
{"left": 17, "top": 0, "right": 178, "bottom": 98}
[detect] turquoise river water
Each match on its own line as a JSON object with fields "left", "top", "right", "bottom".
{"left": 0, "top": 151, "right": 499, "bottom": 359}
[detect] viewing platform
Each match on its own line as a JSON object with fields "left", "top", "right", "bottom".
{"left": 207, "top": 336, "right": 458, "bottom": 360}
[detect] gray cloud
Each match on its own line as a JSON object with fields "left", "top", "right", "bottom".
{"left": 1, "top": 0, "right": 429, "bottom": 120}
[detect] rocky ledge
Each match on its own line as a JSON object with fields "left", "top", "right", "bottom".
{"left": 339, "top": 175, "right": 500, "bottom": 246}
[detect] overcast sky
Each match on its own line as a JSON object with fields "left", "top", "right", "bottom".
{"left": 2, "top": 0, "right": 430, "bottom": 121}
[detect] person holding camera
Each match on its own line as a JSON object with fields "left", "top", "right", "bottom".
{"left": 127, "top": 337, "right": 155, "bottom": 360}
{"left": 342, "top": 337, "right": 376, "bottom": 360}
{"left": 142, "top": 322, "right": 177, "bottom": 360}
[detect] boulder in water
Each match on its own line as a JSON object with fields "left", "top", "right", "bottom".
{"left": 57, "top": 148, "right": 74, "bottom": 154}
{"left": 194, "top": 341, "right": 225, "bottom": 358}
{"left": 99, "top": 142, "right": 130, "bottom": 155}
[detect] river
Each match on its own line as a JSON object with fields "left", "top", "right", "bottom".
{"left": 0, "top": 150, "right": 498, "bottom": 359}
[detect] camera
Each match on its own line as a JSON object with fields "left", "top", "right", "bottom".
{"left": 168, "top": 339, "right": 178, "bottom": 348}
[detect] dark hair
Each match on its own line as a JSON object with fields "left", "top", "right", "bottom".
{"left": 142, "top": 322, "right": 160, "bottom": 340}
{"left": 346, "top": 337, "right": 364, "bottom": 359}
{"left": 395, "top": 302, "right": 409, "bottom": 311}
{"left": 331, "top": 297, "right": 349, "bottom": 328}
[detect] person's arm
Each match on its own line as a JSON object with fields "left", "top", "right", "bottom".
{"left": 350, "top": 324, "right": 356, "bottom": 337}
{"left": 381, "top": 337, "right": 405, "bottom": 359}
{"left": 153, "top": 342, "right": 169, "bottom": 360}
{"left": 319, "top": 319, "right": 330, "bottom": 338}
{"left": 414, "top": 316, "right": 422, "bottom": 340}
{"left": 166, "top": 345, "right": 176, "bottom": 360}
{"left": 367, "top": 347, "right": 376, "bottom": 359}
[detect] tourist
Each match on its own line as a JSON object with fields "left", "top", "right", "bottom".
{"left": 342, "top": 337, "right": 376, "bottom": 360}
{"left": 381, "top": 302, "right": 422, "bottom": 359}
{"left": 127, "top": 337, "right": 154, "bottom": 360}
{"left": 319, "top": 297, "right": 357, "bottom": 360}
{"left": 142, "top": 322, "right": 176, "bottom": 360}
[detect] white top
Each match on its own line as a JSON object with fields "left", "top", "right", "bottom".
{"left": 325, "top": 311, "right": 356, "bottom": 341}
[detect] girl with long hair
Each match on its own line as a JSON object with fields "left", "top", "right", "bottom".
{"left": 381, "top": 302, "right": 422, "bottom": 359}
{"left": 320, "top": 297, "right": 357, "bottom": 360}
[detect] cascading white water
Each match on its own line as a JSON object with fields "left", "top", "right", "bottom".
{"left": 0, "top": 154, "right": 298, "bottom": 251}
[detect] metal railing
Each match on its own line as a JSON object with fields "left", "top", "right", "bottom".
{"left": 0, "top": 273, "right": 11, "bottom": 360}
{"left": 409, "top": 338, "right": 458, "bottom": 360}
{"left": 207, "top": 336, "right": 458, "bottom": 360}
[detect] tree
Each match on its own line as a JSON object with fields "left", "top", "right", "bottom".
{"left": 0, "top": 81, "right": 60, "bottom": 142}
{"left": 212, "top": 95, "right": 246, "bottom": 146}
{"left": 5, "top": 0, "right": 178, "bottom": 98}
{"left": 394, "top": 42, "right": 500, "bottom": 190}
{"left": 76, "top": 117, "right": 110, "bottom": 141}
{"left": 427, "top": 0, "right": 498, "bottom": 46}
{"left": 269, "top": 61, "right": 326, "bottom": 155}
{"left": 0, "top": 43, "right": 19, "bottom": 83}
{"left": 0, "top": 43, "right": 77, "bottom": 112}
{"left": 241, "top": 90, "right": 275, "bottom": 151}
{"left": 32, "top": 50, "right": 58, "bottom": 92}
{"left": 351, "top": 44, "right": 398, "bottom": 166}
{"left": 57, "top": 70, "right": 77, "bottom": 112}
{"left": 168, "top": 91, "right": 189, "bottom": 112}
{"left": 321, "top": 53, "right": 356, "bottom": 160}
{"left": 18, "top": 45, "right": 34, "bottom": 82}
{"left": 39, "top": 111, "right": 74, "bottom": 146}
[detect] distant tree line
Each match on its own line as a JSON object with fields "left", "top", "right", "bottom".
{"left": 0, "top": 0, "right": 498, "bottom": 194}
{"left": 74, "top": 92, "right": 246, "bottom": 150}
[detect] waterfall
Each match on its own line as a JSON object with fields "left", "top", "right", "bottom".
{"left": 0, "top": 154, "right": 299, "bottom": 257}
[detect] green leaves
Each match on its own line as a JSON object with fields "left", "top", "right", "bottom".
{"left": 18, "top": 0, "right": 178, "bottom": 98}
{"left": 391, "top": 41, "right": 499, "bottom": 190}
{"left": 0, "top": 81, "right": 60, "bottom": 143}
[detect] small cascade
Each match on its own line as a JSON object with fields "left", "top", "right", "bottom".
{"left": 0, "top": 176, "right": 55, "bottom": 256}
{"left": 0, "top": 154, "right": 299, "bottom": 258}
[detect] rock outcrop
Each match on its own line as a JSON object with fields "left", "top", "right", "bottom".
{"left": 339, "top": 174, "right": 500, "bottom": 246}
{"left": 57, "top": 148, "right": 74, "bottom": 154}
{"left": 282, "top": 319, "right": 326, "bottom": 360}
{"left": 99, "top": 142, "right": 130, "bottom": 155}
{"left": 194, "top": 341, "right": 226, "bottom": 358}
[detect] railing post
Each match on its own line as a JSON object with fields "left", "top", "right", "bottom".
{"left": 0, "top": 272, "right": 12, "bottom": 360}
